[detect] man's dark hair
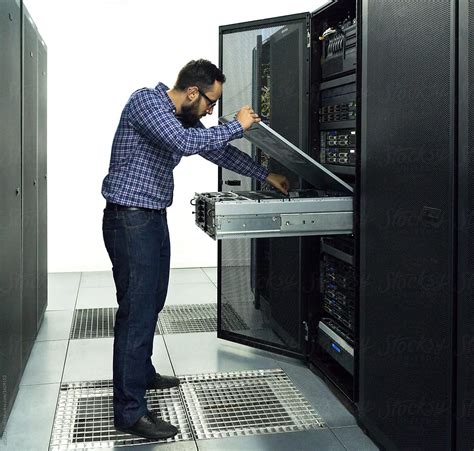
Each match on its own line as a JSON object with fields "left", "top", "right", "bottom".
{"left": 174, "top": 59, "right": 226, "bottom": 92}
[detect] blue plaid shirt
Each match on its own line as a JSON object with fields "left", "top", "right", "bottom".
{"left": 102, "top": 82, "right": 269, "bottom": 209}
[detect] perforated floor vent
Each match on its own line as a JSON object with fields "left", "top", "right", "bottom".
{"left": 70, "top": 307, "right": 131, "bottom": 339}
{"left": 49, "top": 370, "right": 324, "bottom": 449}
{"left": 49, "top": 380, "right": 192, "bottom": 450}
{"left": 70, "top": 303, "right": 248, "bottom": 339}
{"left": 159, "top": 303, "right": 249, "bottom": 334}
{"left": 158, "top": 304, "right": 216, "bottom": 334}
{"left": 181, "top": 369, "right": 325, "bottom": 439}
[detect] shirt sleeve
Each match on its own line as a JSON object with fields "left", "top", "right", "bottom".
{"left": 127, "top": 89, "right": 244, "bottom": 156}
{"left": 199, "top": 143, "right": 270, "bottom": 182}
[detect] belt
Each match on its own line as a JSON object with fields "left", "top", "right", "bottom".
{"left": 106, "top": 202, "right": 166, "bottom": 214}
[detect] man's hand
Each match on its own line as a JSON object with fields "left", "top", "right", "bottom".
{"left": 266, "top": 172, "right": 290, "bottom": 195}
{"left": 236, "top": 106, "right": 261, "bottom": 131}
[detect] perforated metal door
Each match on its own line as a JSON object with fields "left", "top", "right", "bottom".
{"left": 359, "top": 1, "right": 455, "bottom": 449}
{"left": 218, "top": 14, "right": 313, "bottom": 357}
{"left": 457, "top": 1, "right": 474, "bottom": 448}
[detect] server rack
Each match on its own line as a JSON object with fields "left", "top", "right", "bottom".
{"left": 307, "top": 1, "right": 358, "bottom": 405}
{"left": 0, "top": 0, "right": 23, "bottom": 436}
{"left": 194, "top": 0, "right": 473, "bottom": 449}
{"left": 37, "top": 24, "right": 47, "bottom": 331}
{"left": 22, "top": 6, "right": 39, "bottom": 362}
{"left": 215, "top": 0, "right": 359, "bottom": 405}
{"left": 0, "top": 0, "right": 47, "bottom": 436}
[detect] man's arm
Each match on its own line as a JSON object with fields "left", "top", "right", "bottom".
{"left": 127, "top": 89, "right": 244, "bottom": 156}
{"left": 127, "top": 91, "right": 261, "bottom": 158}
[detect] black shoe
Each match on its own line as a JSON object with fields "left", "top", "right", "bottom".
{"left": 146, "top": 373, "right": 180, "bottom": 390}
{"left": 115, "top": 412, "right": 178, "bottom": 440}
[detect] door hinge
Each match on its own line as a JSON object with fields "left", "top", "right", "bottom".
{"left": 303, "top": 321, "right": 309, "bottom": 341}
{"left": 307, "top": 31, "right": 311, "bottom": 48}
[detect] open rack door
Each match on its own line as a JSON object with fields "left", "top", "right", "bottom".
{"left": 217, "top": 13, "right": 312, "bottom": 358}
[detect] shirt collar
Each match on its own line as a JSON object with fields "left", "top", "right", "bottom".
{"left": 155, "top": 82, "right": 176, "bottom": 112}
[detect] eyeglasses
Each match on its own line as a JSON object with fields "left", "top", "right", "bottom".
{"left": 197, "top": 88, "right": 218, "bottom": 109}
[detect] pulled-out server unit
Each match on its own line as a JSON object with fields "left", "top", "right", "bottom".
{"left": 192, "top": 0, "right": 472, "bottom": 448}
{"left": 0, "top": 0, "right": 47, "bottom": 436}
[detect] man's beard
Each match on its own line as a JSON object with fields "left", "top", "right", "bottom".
{"left": 178, "top": 102, "right": 201, "bottom": 127}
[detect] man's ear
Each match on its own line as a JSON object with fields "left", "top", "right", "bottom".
{"left": 186, "top": 86, "right": 199, "bottom": 101}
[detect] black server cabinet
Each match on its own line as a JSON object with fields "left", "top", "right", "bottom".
{"left": 457, "top": 1, "right": 474, "bottom": 449}
{"left": 0, "top": 0, "right": 22, "bottom": 436}
{"left": 37, "top": 33, "right": 47, "bottom": 328}
{"left": 22, "top": 6, "right": 38, "bottom": 362}
{"left": 218, "top": 1, "right": 474, "bottom": 450}
{"left": 358, "top": 1, "right": 456, "bottom": 449}
{"left": 0, "top": 1, "right": 47, "bottom": 437}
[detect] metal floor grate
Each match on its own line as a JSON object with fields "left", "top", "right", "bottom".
{"left": 71, "top": 303, "right": 248, "bottom": 339}
{"left": 159, "top": 304, "right": 217, "bottom": 334}
{"left": 50, "top": 370, "right": 324, "bottom": 448}
{"left": 180, "top": 369, "right": 325, "bottom": 439}
{"left": 159, "top": 303, "right": 249, "bottom": 334}
{"left": 70, "top": 308, "right": 125, "bottom": 339}
{"left": 49, "top": 380, "right": 192, "bottom": 450}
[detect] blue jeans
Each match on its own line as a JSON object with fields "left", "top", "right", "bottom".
{"left": 102, "top": 207, "right": 170, "bottom": 428}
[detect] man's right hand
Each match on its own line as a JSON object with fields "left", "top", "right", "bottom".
{"left": 236, "top": 106, "right": 261, "bottom": 131}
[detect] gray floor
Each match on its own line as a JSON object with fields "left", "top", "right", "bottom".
{"left": 0, "top": 268, "right": 378, "bottom": 451}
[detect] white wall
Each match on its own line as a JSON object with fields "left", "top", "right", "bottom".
{"left": 24, "top": 0, "right": 328, "bottom": 272}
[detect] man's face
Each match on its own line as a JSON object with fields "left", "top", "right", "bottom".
{"left": 180, "top": 81, "right": 222, "bottom": 127}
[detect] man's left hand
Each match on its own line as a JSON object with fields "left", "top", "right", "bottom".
{"left": 266, "top": 172, "right": 290, "bottom": 195}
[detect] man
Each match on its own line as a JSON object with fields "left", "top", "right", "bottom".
{"left": 101, "top": 59, "right": 289, "bottom": 440}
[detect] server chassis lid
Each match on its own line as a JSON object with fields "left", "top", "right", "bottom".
{"left": 219, "top": 115, "right": 353, "bottom": 195}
